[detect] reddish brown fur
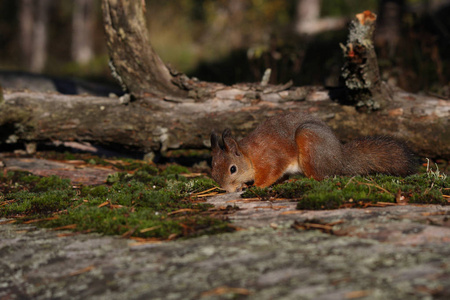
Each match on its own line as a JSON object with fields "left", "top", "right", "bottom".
{"left": 296, "top": 129, "right": 321, "bottom": 180}
{"left": 243, "top": 130, "right": 298, "bottom": 187}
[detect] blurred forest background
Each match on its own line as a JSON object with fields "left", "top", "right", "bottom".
{"left": 0, "top": 0, "right": 449, "bottom": 96}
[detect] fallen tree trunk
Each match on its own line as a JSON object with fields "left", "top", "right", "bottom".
{"left": 1, "top": 85, "right": 449, "bottom": 159}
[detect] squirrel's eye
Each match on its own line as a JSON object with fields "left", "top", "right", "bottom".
{"left": 230, "top": 165, "right": 237, "bottom": 174}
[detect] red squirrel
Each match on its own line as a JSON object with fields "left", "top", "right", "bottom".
{"left": 210, "top": 112, "right": 416, "bottom": 193}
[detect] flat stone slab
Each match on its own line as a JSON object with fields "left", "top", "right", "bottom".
{"left": 1, "top": 158, "right": 450, "bottom": 299}
{"left": 209, "top": 192, "right": 450, "bottom": 245}
{"left": 1, "top": 202, "right": 450, "bottom": 299}
{"left": 2, "top": 158, "right": 116, "bottom": 185}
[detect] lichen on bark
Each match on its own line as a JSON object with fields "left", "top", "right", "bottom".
{"left": 341, "top": 11, "right": 391, "bottom": 111}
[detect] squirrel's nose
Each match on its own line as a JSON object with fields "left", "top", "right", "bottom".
{"left": 225, "top": 185, "right": 241, "bottom": 193}
{"left": 234, "top": 185, "right": 244, "bottom": 193}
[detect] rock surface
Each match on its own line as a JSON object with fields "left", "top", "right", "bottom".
{"left": 1, "top": 158, "right": 449, "bottom": 299}
{"left": 1, "top": 198, "right": 450, "bottom": 299}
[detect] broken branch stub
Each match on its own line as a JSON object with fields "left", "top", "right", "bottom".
{"left": 341, "top": 11, "right": 391, "bottom": 111}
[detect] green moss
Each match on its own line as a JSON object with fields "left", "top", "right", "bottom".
{"left": 241, "top": 172, "right": 449, "bottom": 210}
{"left": 3, "top": 189, "right": 75, "bottom": 217}
{"left": 185, "top": 177, "right": 218, "bottom": 193}
{"left": 33, "top": 175, "right": 72, "bottom": 192}
{"left": 80, "top": 185, "right": 109, "bottom": 198}
{"left": 1, "top": 163, "right": 232, "bottom": 240}
{"left": 161, "top": 164, "right": 190, "bottom": 175}
{"left": 241, "top": 186, "right": 272, "bottom": 199}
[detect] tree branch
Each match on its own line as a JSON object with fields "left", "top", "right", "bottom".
{"left": 101, "top": 0, "right": 186, "bottom": 98}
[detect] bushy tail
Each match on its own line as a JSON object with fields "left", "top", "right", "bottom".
{"left": 342, "top": 136, "right": 417, "bottom": 177}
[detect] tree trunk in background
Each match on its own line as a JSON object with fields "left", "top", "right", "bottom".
{"left": 20, "top": 0, "right": 51, "bottom": 73}
{"left": 72, "top": 0, "right": 95, "bottom": 64}
{"left": 19, "top": 0, "right": 34, "bottom": 69}
{"left": 374, "top": 0, "right": 404, "bottom": 58}
{"left": 101, "top": 0, "right": 187, "bottom": 98}
{"left": 295, "top": 0, "right": 347, "bottom": 35}
{"left": 30, "top": 0, "right": 51, "bottom": 73}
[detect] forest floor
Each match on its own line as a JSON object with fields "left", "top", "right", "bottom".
{"left": 1, "top": 153, "right": 450, "bottom": 299}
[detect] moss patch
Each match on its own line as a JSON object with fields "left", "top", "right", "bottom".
{"left": 0, "top": 165, "right": 233, "bottom": 240}
{"left": 242, "top": 171, "right": 449, "bottom": 210}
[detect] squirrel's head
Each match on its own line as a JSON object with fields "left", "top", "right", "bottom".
{"left": 210, "top": 129, "right": 255, "bottom": 193}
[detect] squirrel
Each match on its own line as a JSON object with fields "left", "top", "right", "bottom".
{"left": 210, "top": 112, "right": 417, "bottom": 193}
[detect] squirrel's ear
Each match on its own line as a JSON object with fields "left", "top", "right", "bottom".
{"left": 222, "top": 128, "right": 232, "bottom": 139}
{"left": 210, "top": 131, "right": 221, "bottom": 153}
{"left": 222, "top": 129, "right": 241, "bottom": 156}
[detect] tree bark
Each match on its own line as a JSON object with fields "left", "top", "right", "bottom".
{"left": 101, "top": 0, "right": 187, "bottom": 98}
{"left": 0, "top": 86, "right": 448, "bottom": 159}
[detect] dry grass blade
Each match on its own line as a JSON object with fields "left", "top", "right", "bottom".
{"left": 227, "top": 198, "right": 263, "bottom": 203}
{"left": 128, "top": 237, "right": 163, "bottom": 247}
{"left": 291, "top": 220, "right": 344, "bottom": 233}
{"left": 345, "top": 290, "right": 371, "bottom": 299}
{"left": 374, "top": 202, "right": 398, "bottom": 206}
{"left": 52, "top": 224, "right": 77, "bottom": 230}
{"left": 0, "top": 219, "right": 17, "bottom": 225}
{"left": 201, "top": 286, "right": 252, "bottom": 297}
{"left": 68, "top": 265, "right": 95, "bottom": 277}
{"left": 358, "top": 182, "right": 393, "bottom": 195}
{"left": 121, "top": 227, "right": 138, "bottom": 238}
{"left": 109, "top": 204, "right": 125, "bottom": 209}
{"left": 280, "top": 210, "right": 304, "bottom": 215}
{"left": 167, "top": 208, "right": 199, "bottom": 216}
{"left": 180, "top": 173, "right": 205, "bottom": 178}
{"left": 194, "top": 192, "right": 219, "bottom": 198}
{"left": 23, "top": 219, "right": 45, "bottom": 224}
{"left": 139, "top": 225, "right": 162, "bottom": 233}
{"left": 98, "top": 201, "right": 110, "bottom": 208}
{"left": 193, "top": 187, "right": 222, "bottom": 198}
{"left": 0, "top": 200, "right": 18, "bottom": 207}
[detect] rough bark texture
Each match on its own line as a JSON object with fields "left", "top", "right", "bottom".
{"left": 101, "top": 0, "right": 186, "bottom": 98}
{"left": 0, "top": 85, "right": 449, "bottom": 159}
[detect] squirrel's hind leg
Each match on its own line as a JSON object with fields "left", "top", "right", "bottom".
{"left": 295, "top": 123, "right": 345, "bottom": 180}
